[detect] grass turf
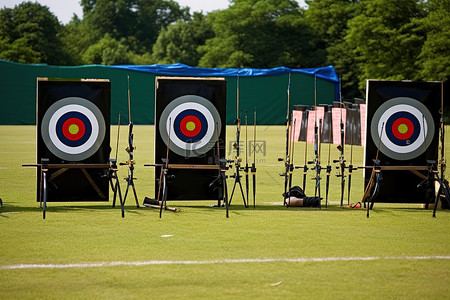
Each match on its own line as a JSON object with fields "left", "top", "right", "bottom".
{"left": 0, "top": 125, "right": 449, "bottom": 299}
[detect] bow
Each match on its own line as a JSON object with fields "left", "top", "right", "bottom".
{"left": 346, "top": 133, "right": 358, "bottom": 206}
{"left": 308, "top": 75, "right": 322, "bottom": 205}
{"left": 244, "top": 110, "right": 249, "bottom": 204}
{"left": 229, "top": 71, "right": 247, "bottom": 207}
{"left": 440, "top": 79, "right": 446, "bottom": 181}
{"left": 120, "top": 74, "right": 139, "bottom": 207}
{"left": 279, "top": 73, "right": 293, "bottom": 206}
{"left": 363, "top": 122, "right": 384, "bottom": 218}
{"left": 295, "top": 109, "right": 309, "bottom": 192}
{"left": 333, "top": 77, "right": 346, "bottom": 208}
{"left": 302, "top": 117, "right": 309, "bottom": 192}
{"left": 325, "top": 113, "right": 332, "bottom": 208}
{"left": 251, "top": 108, "right": 257, "bottom": 208}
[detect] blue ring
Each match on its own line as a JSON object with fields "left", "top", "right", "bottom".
{"left": 385, "top": 111, "right": 420, "bottom": 146}
{"left": 56, "top": 111, "right": 92, "bottom": 147}
{"left": 173, "top": 109, "right": 208, "bottom": 143}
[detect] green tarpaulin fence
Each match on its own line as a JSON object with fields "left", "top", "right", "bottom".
{"left": 0, "top": 60, "right": 338, "bottom": 125}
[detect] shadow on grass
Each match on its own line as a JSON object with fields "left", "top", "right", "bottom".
{"left": 1, "top": 199, "right": 446, "bottom": 219}
{"left": 0, "top": 200, "right": 146, "bottom": 218}
{"left": 364, "top": 204, "right": 447, "bottom": 217}
{"left": 182, "top": 201, "right": 449, "bottom": 218}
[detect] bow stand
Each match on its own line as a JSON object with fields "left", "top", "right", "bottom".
{"left": 120, "top": 75, "right": 140, "bottom": 208}
{"left": 279, "top": 73, "right": 294, "bottom": 206}
{"left": 251, "top": 108, "right": 257, "bottom": 208}
{"left": 228, "top": 72, "right": 248, "bottom": 207}
{"left": 346, "top": 133, "right": 358, "bottom": 206}
{"left": 244, "top": 110, "right": 250, "bottom": 205}
{"left": 308, "top": 75, "right": 323, "bottom": 206}
{"left": 333, "top": 77, "right": 346, "bottom": 208}
{"left": 324, "top": 116, "right": 332, "bottom": 208}
{"left": 294, "top": 108, "right": 309, "bottom": 192}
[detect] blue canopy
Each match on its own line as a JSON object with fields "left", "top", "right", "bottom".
{"left": 111, "top": 63, "right": 339, "bottom": 83}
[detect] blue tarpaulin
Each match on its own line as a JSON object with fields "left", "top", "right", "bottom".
{"left": 111, "top": 63, "right": 339, "bottom": 83}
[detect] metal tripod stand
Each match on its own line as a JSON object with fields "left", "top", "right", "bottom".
{"left": 228, "top": 159, "right": 247, "bottom": 207}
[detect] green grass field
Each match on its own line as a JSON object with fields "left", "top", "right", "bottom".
{"left": 1, "top": 125, "right": 449, "bottom": 299}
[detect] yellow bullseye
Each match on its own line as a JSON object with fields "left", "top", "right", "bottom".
{"left": 68, "top": 124, "right": 79, "bottom": 135}
{"left": 397, "top": 123, "right": 408, "bottom": 134}
{"left": 186, "top": 121, "right": 196, "bottom": 131}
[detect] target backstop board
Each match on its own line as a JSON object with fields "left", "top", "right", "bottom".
{"left": 155, "top": 77, "right": 226, "bottom": 201}
{"left": 364, "top": 80, "right": 441, "bottom": 203}
{"left": 36, "top": 78, "right": 111, "bottom": 202}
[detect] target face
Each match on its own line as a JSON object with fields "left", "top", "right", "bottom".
{"left": 370, "top": 97, "right": 435, "bottom": 160}
{"left": 41, "top": 97, "right": 106, "bottom": 161}
{"left": 159, "top": 95, "right": 221, "bottom": 158}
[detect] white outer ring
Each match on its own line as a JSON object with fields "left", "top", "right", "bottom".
{"left": 48, "top": 104, "right": 100, "bottom": 155}
{"left": 377, "top": 104, "right": 427, "bottom": 154}
{"left": 165, "top": 102, "right": 215, "bottom": 151}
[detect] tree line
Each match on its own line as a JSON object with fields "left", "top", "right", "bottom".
{"left": 0, "top": 0, "right": 448, "bottom": 98}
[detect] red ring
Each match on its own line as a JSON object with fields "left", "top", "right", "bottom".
{"left": 391, "top": 117, "right": 414, "bottom": 140}
{"left": 179, "top": 115, "right": 202, "bottom": 137}
{"left": 62, "top": 118, "right": 86, "bottom": 141}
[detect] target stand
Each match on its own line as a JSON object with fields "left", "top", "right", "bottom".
{"left": 362, "top": 165, "right": 429, "bottom": 217}
{"left": 24, "top": 78, "right": 115, "bottom": 218}
{"left": 228, "top": 160, "right": 248, "bottom": 207}
{"left": 418, "top": 160, "right": 450, "bottom": 217}
{"left": 154, "top": 77, "right": 227, "bottom": 206}
{"left": 22, "top": 160, "right": 123, "bottom": 219}
{"left": 145, "top": 163, "right": 228, "bottom": 217}
{"left": 364, "top": 80, "right": 441, "bottom": 207}
{"left": 109, "top": 158, "right": 125, "bottom": 218}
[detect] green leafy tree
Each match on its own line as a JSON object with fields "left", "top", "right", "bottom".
{"left": 346, "top": 0, "right": 427, "bottom": 91}
{"left": 198, "top": 0, "right": 325, "bottom": 68}
{"left": 152, "top": 12, "right": 213, "bottom": 66}
{"left": 0, "top": 37, "right": 40, "bottom": 63}
{"left": 81, "top": 0, "right": 190, "bottom": 53}
{"left": 416, "top": 0, "right": 450, "bottom": 81}
{"left": 82, "top": 34, "right": 131, "bottom": 65}
{"left": 0, "top": 2, "right": 72, "bottom": 64}
{"left": 58, "top": 16, "right": 91, "bottom": 65}
{"left": 305, "top": 0, "right": 360, "bottom": 99}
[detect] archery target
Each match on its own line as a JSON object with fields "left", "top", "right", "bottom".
{"left": 159, "top": 95, "right": 221, "bottom": 158}
{"left": 41, "top": 97, "right": 106, "bottom": 161}
{"left": 370, "top": 97, "right": 434, "bottom": 161}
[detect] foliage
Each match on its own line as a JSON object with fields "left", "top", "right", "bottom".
{"left": 152, "top": 12, "right": 214, "bottom": 66}
{"left": 81, "top": 0, "right": 190, "bottom": 53}
{"left": 305, "top": 0, "right": 360, "bottom": 99}
{"left": 198, "top": 0, "right": 325, "bottom": 68}
{"left": 346, "top": 0, "right": 427, "bottom": 91}
{"left": 0, "top": 37, "right": 40, "bottom": 63}
{"left": 0, "top": 0, "right": 448, "bottom": 97}
{"left": 57, "top": 16, "right": 91, "bottom": 65}
{"left": 416, "top": 0, "right": 450, "bottom": 81}
{"left": 82, "top": 34, "right": 132, "bottom": 65}
{"left": 0, "top": 2, "right": 72, "bottom": 65}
